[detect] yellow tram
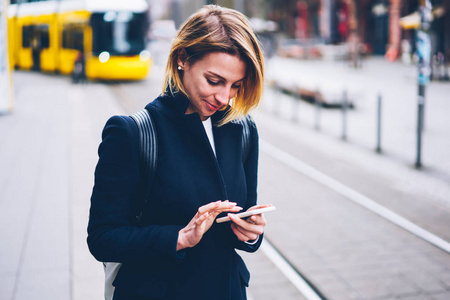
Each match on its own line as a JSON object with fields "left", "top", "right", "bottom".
{"left": 7, "top": 0, "right": 152, "bottom": 80}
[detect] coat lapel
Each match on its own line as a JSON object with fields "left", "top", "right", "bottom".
{"left": 213, "top": 119, "right": 247, "bottom": 204}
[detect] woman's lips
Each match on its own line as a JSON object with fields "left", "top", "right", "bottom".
{"left": 205, "top": 100, "right": 220, "bottom": 111}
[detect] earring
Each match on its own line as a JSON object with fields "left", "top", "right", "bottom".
{"left": 178, "top": 66, "right": 182, "bottom": 71}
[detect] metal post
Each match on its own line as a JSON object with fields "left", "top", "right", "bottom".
{"left": 416, "top": 85, "right": 425, "bottom": 168}
{"left": 342, "top": 90, "right": 347, "bottom": 140}
{"left": 315, "top": 90, "right": 321, "bottom": 130}
{"left": 376, "top": 94, "right": 382, "bottom": 153}
{"left": 415, "top": 0, "right": 432, "bottom": 169}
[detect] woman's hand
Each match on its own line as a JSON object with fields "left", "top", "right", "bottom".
{"left": 177, "top": 201, "right": 242, "bottom": 251}
{"left": 229, "top": 205, "right": 267, "bottom": 242}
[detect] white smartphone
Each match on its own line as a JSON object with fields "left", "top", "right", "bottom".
{"left": 216, "top": 205, "right": 276, "bottom": 223}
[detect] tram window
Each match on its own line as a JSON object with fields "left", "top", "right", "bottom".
{"left": 91, "top": 12, "right": 146, "bottom": 56}
{"left": 22, "top": 25, "right": 49, "bottom": 48}
{"left": 22, "top": 26, "right": 33, "bottom": 48}
{"left": 63, "top": 27, "right": 84, "bottom": 51}
{"left": 38, "top": 26, "right": 50, "bottom": 48}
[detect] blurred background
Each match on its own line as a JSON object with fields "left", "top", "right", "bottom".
{"left": 1, "top": 0, "right": 450, "bottom": 299}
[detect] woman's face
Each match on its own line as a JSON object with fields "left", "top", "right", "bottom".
{"left": 179, "top": 51, "right": 247, "bottom": 121}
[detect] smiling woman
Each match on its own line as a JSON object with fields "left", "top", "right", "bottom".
{"left": 163, "top": 4, "right": 265, "bottom": 125}
{"left": 180, "top": 52, "right": 247, "bottom": 120}
{"left": 88, "top": 5, "right": 267, "bottom": 300}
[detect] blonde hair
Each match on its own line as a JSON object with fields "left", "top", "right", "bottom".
{"left": 162, "top": 5, "right": 264, "bottom": 125}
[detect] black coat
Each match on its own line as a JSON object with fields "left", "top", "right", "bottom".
{"left": 87, "top": 92, "right": 262, "bottom": 300}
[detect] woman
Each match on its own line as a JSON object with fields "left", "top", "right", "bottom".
{"left": 88, "top": 5, "right": 266, "bottom": 300}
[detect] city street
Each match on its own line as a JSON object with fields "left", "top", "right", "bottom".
{"left": 1, "top": 53, "right": 450, "bottom": 300}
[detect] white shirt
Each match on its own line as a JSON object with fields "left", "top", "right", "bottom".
{"left": 202, "top": 118, "right": 216, "bottom": 156}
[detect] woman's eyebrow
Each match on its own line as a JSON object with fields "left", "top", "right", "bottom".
{"left": 205, "top": 71, "right": 245, "bottom": 83}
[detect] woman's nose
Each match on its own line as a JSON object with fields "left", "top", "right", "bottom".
{"left": 215, "top": 86, "right": 232, "bottom": 106}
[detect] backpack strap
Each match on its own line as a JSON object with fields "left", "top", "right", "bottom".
{"left": 231, "top": 115, "right": 254, "bottom": 162}
{"left": 130, "top": 108, "right": 157, "bottom": 223}
{"left": 104, "top": 109, "right": 157, "bottom": 300}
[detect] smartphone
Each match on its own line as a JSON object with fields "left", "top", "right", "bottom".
{"left": 216, "top": 205, "right": 276, "bottom": 223}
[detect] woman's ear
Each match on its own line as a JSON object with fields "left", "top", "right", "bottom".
{"left": 177, "top": 49, "right": 188, "bottom": 69}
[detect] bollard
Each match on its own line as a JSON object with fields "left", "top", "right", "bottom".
{"left": 314, "top": 89, "right": 321, "bottom": 130}
{"left": 415, "top": 84, "right": 426, "bottom": 168}
{"left": 341, "top": 90, "right": 348, "bottom": 140}
{"left": 376, "top": 94, "right": 382, "bottom": 153}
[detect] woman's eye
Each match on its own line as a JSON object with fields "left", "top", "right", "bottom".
{"left": 232, "top": 84, "right": 241, "bottom": 89}
{"left": 207, "top": 79, "right": 219, "bottom": 86}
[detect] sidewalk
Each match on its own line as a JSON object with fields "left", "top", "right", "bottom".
{"left": 0, "top": 72, "right": 72, "bottom": 299}
{"left": 0, "top": 71, "right": 120, "bottom": 299}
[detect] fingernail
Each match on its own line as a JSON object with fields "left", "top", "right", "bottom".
{"left": 236, "top": 206, "right": 243, "bottom": 210}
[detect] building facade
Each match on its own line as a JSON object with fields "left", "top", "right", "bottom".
{"left": 261, "top": 0, "right": 449, "bottom": 62}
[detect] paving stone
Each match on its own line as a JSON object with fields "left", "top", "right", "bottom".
{"left": 430, "top": 290, "right": 450, "bottom": 300}
{"left": 239, "top": 247, "right": 307, "bottom": 300}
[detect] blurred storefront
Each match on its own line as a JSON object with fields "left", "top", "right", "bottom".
{"left": 250, "top": 0, "right": 449, "bottom": 65}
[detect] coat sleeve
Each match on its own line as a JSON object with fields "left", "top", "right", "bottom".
{"left": 87, "top": 116, "right": 185, "bottom": 264}
{"left": 233, "top": 118, "right": 264, "bottom": 252}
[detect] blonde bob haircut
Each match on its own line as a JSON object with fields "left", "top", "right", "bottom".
{"left": 162, "top": 5, "right": 264, "bottom": 125}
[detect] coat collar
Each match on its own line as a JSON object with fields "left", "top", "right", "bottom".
{"left": 146, "top": 92, "right": 190, "bottom": 115}
{"left": 145, "top": 92, "right": 232, "bottom": 126}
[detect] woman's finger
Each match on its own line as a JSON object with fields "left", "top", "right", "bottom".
{"left": 228, "top": 214, "right": 264, "bottom": 235}
{"left": 231, "top": 223, "right": 251, "bottom": 241}
{"left": 233, "top": 222, "right": 259, "bottom": 240}
{"left": 213, "top": 205, "right": 242, "bottom": 217}
{"left": 215, "top": 202, "right": 242, "bottom": 212}
{"left": 230, "top": 223, "right": 245, "bottom": 240}
{"left": 198, "top": 201, "right": 222, "bottom": 215}
{"left": 198, "top": 201, "right": 242, "bottom": 215}
{"left": 248, "top": 214, "right": 267, "bottom": 226}
{"left": 195, "top": 212, "right": 210, "bottom": 225}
